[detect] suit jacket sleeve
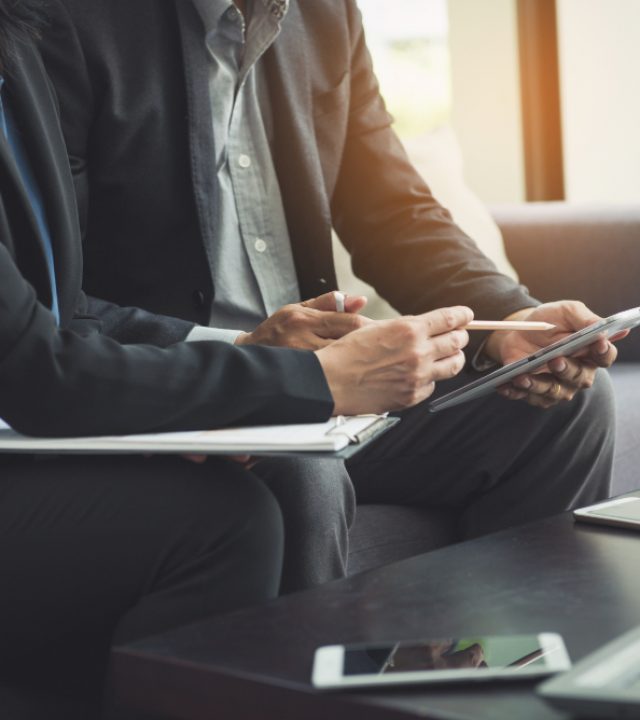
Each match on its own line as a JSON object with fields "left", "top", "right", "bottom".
{"left": 74, "top": 293, "right": 196, "bottom": 347}
{"left": 0, "top": 244, "right": 333, "bottom": 437}
{"left": 331, "top": 2, "right": 539, "bottom": 329}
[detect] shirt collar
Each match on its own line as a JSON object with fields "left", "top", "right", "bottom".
{"left": 192, "top": 0, "right": 232, "bottom": 34}
{"left": 191, "top": 0, "right": 289, "bottom": 35}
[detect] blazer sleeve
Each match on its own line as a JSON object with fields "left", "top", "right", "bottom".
{"left": 75, "top": 293, "right": 196, "bottom": 347}
{"left": 331, "top": 1, "right": 539, "bottom": 329}
{"left": 0, "top": 244, "right": 334, "bottom": 437}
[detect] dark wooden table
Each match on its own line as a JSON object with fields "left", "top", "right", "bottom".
{"left": 113, "top": 510, "right": 640, "bottom": 719}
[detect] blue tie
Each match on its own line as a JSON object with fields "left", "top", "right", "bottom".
{"left": 0, "top": 79, "right": 60, "bottom": 324}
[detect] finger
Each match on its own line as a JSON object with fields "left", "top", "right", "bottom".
{"left": 315, "top": 310, "right": 371, "bottom": 338}
{"left": 429, "top": 349, "right": 466, "bottom": 382}
{"left": 587, "top": 340, "right": 618, "bottom": 368}
{"left": 523, "top": 392, "right": 558, "bottom": 410}
{"left": 182, "top": 454, "right": 207, "bottom": 464}
{"left": 560, "top": 300, "right": 602, "bottom": 329}
{"left": 497, "top": 386, "right": 528, "bottom": 401}
{"left": 447, "top": 644, "right": 484, "bottom": 669}
{"left": 548, "top": 356, "right": 597, "bottom": 388}
{"left": 229, "top": 455, "right": 252, "bottom": 464}
{"left": 344, "top": 294, "right": 368, "bottom": 314}
{"left": 420, "top": 306, "right": 474, "bottom": 337}
{"left": 512, "top": 372, "right": 572, "bottom": 401}
{"left": 428, "top": 329, "right": 469, "bottom": 358}
{"left": 301, "top": 292, "right": 367, "bottom": 313}
{"left": 300, "top": 292, "right": 343, "bottom": 312}
{"left": 610, "top": 329, "right": 630, "bottom": 343}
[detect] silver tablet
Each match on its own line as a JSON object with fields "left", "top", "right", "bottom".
{"left": 539, "top": 625, "right": 640, "bottom": 718}
{"left": 429, "top": 307, "right": 640, "bottom": 413}
{"left": 573, "top": 495, "right": 640, "bottom": 530}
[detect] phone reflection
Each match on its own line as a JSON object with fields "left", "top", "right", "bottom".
{"left": 344, "top": 639, "right": 488, "bottom": 676}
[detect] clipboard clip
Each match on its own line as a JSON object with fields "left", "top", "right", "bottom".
{"left": 325, "top": 415, "right": 388, "bottom": 445}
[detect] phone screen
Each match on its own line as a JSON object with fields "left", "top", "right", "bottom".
{"left": 342, "top": 636, "right": 554, "bottom": 676}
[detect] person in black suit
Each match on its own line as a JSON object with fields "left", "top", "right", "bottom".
{"left": 38, "top": 0, "right": 621, "bottom": 596}
{"left": 0, "top": 3, "right": 477, "bottom": 716}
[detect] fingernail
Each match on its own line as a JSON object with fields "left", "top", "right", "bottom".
{"left": 554, "top": 359, "right": 567, "bottom": 372}
{"left": 597, "top": 343, "right": 610, "bottom": 355}
{"left": 516, "top": 377, "right": 531, "bottom": 389}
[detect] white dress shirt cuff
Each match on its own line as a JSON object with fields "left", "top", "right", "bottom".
{"left": 186, "top": 326, "right": 246, "bottom": 344}
{"left": 471, "top": 339, "right": 500, "bottom": 372}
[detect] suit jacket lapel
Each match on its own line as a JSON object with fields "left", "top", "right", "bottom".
{"left": 176, "top": 0, "right": 219, "bottom": 269}
{"left": 264, "top": 3, "right": 338, "bottom": 298}
{"left": 4, "top": 42, "right": 82, "bottom": 324}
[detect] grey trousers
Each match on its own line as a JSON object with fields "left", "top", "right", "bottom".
{"left": 256, "top": 369, "right": 615, "bottom": 593}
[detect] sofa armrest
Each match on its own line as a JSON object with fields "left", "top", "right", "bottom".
{"left": 492, "top": 202, "right": 640, "bottom": 362}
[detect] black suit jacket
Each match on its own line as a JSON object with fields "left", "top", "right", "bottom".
{"left": 0, "top": 39, "right": 332, "bottom": 438}
{"left": 40, "top": 0, "right": 537, "bottom": 341}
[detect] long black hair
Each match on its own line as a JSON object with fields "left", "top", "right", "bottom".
{"left": 0, "top": 0, "right": 43, "bottom": 74}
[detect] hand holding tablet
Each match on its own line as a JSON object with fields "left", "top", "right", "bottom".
{"left": 429, "top": 306, "right": 640, "bottom": 412}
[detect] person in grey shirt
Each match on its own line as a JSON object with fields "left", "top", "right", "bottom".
{"left": 41, "top": 0, "right": 620, "bottom": 593}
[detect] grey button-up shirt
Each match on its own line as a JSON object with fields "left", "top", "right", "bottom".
{"left": 187, "top": 0, "right": 300, "bottom": 343}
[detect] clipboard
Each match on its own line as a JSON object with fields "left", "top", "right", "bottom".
{"left": 0, "top": 416, "right": 400, "bottom": 461}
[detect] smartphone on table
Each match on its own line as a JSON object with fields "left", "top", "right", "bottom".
{"left": 312, "top": 633, "right": 571, "bottom": 689}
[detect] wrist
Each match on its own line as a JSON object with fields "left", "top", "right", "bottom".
{"left": 315, "top": 347, "right": 346, "bottom": 415}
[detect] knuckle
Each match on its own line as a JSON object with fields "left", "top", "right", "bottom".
{"left": 442, "top": 309, "right": 456, "bottom": 329}
{"left": 449, "top": 332, "right": 463, "bottom": 353}
{"left": 400, "top": 320, "right": 420, "bottom": 346}
{"left": 451, "top": 352, "right": 464, "bottom": 376}
{"left": 405, "top": 351, "right": 422, "bottom": 372}
{"left": 423, "top": 381, "right": 436, "bottom": 400}
{"left": 571, "top": 366, "right": 583, "bottom": 381}
{"left": 285, "top": 309, "right": 306, "bottom": 328}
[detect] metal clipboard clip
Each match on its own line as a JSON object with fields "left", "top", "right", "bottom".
{"left": 324, "top": 415, "right": 388, "bottom": 445}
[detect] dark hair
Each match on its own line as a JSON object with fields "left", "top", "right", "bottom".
{"left": 0, "top": 0, "right": 43, "bottom": 74}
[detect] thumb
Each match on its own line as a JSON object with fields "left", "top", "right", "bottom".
{"left": 344, "top": 294, "right": 368, "bottom": 314}
{"left": 301, "top": 291, "right": 367, "bottom": 313}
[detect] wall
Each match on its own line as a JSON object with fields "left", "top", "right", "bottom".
{"left": 556, "top": 0, "right": 640, "bottom": 203}
{"left": 447, "top": 0, "right": 526, "bottom": 203}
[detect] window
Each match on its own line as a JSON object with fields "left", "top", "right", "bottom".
{"left": 357, "top": 0, "right": 452, "bottom": 140}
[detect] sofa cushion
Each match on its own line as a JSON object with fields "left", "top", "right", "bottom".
{"left": 610, "top": 364, "right": 640, "bottom": 495}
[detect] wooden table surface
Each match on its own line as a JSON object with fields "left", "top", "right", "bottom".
{"left": 113, "top": 510, "right": 640, "bottom": 719}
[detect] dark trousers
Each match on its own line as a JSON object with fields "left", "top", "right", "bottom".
{"left": 0, "top": 455, "right": 284, "bottom": 718}
{"left": 349, "top": 368, "right": 615, "bottom": 538}
{"left": 261, "top": 369, "right": 615, "bottom": 591}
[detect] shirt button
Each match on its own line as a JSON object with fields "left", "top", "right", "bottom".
{"left": 254, "top": 238, "right": 267, "bottom": 253}
{"left": 238, "top": 154, "right": 251, "bottom": 168}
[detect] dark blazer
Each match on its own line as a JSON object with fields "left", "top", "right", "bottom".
{"left": 40, "top": 0, "right": 537, "bottom": 338}
{"left": 0, "top": 39, "right": 332, "bottom": 438}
